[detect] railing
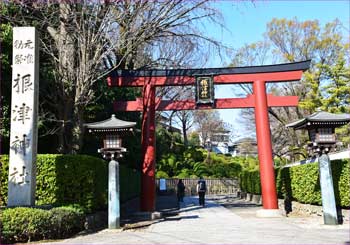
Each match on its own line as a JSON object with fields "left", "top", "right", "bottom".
{"left": 156, "top": 178, "right": 239, "bottom": 196}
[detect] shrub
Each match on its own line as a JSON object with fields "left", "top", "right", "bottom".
{"left": 0, "top": 154, "right": 107, "bottom": 211}
{"left": 288, "top": 163, "right": 321, "bottom": 204}
{"left": 276, "top": 159, "right": 349, "bottom": 207}
{"left": 120, "top": 165, "right": 141, "bottom": 202}
{"left": 49, "top": 206, "right": 85, "bottom": 238}
{"left": 0, "top": 207, "right": 51, "bottom": 243}
{"left": 1, "top": 154, "right": 141, "bottom": 211}
{"left": 0, "top": 206, "right": 85, "bottom": 244}
{"left": 240, "top": 170, "right": 261, "bottom": 194}
{"left": 156, "top": 170, "right": 169, "bottom": 179}
{"left": 241, "top": 159, "right": 350, "bottom": 207}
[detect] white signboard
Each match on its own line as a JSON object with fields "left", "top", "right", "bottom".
{"left": 159, "top": 178, "right": 166, "bottom": 191}
{"left": 8, "top": 27, "right": 39, "bottom": 206}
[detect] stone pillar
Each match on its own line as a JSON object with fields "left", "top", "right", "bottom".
{"left": 108, "top": 159, "right": 120, "bottom": 229}
{"left": 318, "top": 153, "right": 338, "bottom": 225}
{"left": 8, "top": 27, "right": 39, "bottom": 207}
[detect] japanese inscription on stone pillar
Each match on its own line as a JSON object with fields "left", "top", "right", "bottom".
{"left": 8, "top": 27, "right": 39, "bottom": 206}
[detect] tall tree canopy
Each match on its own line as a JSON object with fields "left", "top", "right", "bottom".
{"left": 1, "top": 1, "right": 225, "bottom": 153}
{"left": 230, "top": 18, "right": 349, "bottom": 158}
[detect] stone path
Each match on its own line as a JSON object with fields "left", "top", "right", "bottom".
{"left": 44, "top": 195, "right": 350, "bottom": 244}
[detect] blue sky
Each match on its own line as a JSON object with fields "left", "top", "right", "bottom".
{"left": 210, "top": 0, "right": 349, "bottom": 61}
{"left": 205, "top": 0, "right": 350, "bottom": 134}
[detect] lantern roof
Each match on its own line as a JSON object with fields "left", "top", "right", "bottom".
{"left": 85, "top": 114, "right": 136, "bottom": 133}
{"left": 286, "top": 111, "right": 350, "bottom": 130}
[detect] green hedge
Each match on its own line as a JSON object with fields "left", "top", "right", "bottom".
{"left": 277, "top": 159, "right": 350, "bottom": 207}
{"left": 240, "top": 170, "right": 261, "bottom": 195}
{"left": 0, "top": 155, "right": 141, "bottom": 212}
{"left": 120, "top": 165, "right": 141, "bottom": 202}
{"left": 0, "top": 206, "right": 85, "bottom": 244}
{"left": 240, "top": 159, "right": 350, "bottom": 207}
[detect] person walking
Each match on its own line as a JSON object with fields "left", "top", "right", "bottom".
{"left": 196, "top": 177, "right": 207, "bottom": 206}
{"left": 177, "top": 179, "right": 185, "bottom": 202}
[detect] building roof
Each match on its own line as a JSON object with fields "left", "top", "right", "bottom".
{"left": 286, "top": 111, "right": 350, "bottom": 130}
{"left": 232, "top": 137, "right": 257, "bottom": 145}
{"left": 85, "top": 114, "right": 136, "bottom": 132}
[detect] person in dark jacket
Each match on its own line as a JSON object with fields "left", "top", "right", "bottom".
{"left": 196, "top": 177, "right": 207, "bottom": 206}
{"left": 177, "top": 179, "right": 185, "bottom": 202}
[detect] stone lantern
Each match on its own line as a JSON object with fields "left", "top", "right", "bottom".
{"left": 85, "top": 114, "right": 136, "bottom": 160}
{"left": 286, "top": 111, "right": 350, "bottom": 155}
{"left": 286, "top": 110, "right": 350, "bottom": 225}
{"left": 85, "top": 114, "right": 136, "bottom": 229}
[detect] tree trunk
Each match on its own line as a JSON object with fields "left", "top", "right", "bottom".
{"left": 71, "top": 107, "right": 85, "bottom": 153}
{"left": 56, "top": 4, "right": 77, "bottom": 153}
{"left": 182, "top": 121, "right": 188, "bottom": 147}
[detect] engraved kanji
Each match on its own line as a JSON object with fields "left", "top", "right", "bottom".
{"left": 13, "top": 74, "right": 33, "bottom": 94}
{"left": 12, "top": 103, "right": 31, "bottom": 123}
{"left": 14, "top": 54, "right": 34, "bottom": 65}
{"left": 11, "top": 134, "right": 30, "bottom": 155}
{"left": 9, "top": 166, "right": 30, "bottom": 185}
{"left": 14, "top": 39, "right": 34, "bottom": 49}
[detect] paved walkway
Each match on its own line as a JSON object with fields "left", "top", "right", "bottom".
{"left": 45, "top": 196, "right": 349, "bottom": 244}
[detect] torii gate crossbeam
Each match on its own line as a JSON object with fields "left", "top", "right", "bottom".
{"left": 108, "top": 60, "right": 310, "bottom": 213}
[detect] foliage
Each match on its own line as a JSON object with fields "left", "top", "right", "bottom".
{"left": 277, "top": 159, "right": 350, "bottom": 207}
{"left": 156, "top": 127, "right": 185, "bottom": 162}
{"left": 119, "top": 165, "right": 141, "bottom": 202}
{"left": 240, "top": 159, "right": 350, "bottom": 207}
{"left": 155, "top": 170, "right": 169, "bottom": 179}
{"left": 0, "top": 154, "right": 141, "bottom": 211}
{"left": 157, "top": 147, "right": 247, "bottom": 179}
{"left": 188, "top": 132, "right": 201, "bottom": 147}
{"left": 0, "top": 206, "right": 84, "bottom": 244}
{"left": 0, "top": 1, "right": 224, "bottom": 154}
{"left": 240, "top": 170, "right": 261, "bottom": 195}
{"left": 286, "top": 163, "right": 321, "bottom": 204}
{"left": 231, "top": 156, "right": 259, "bottom": 171}
{"left": 0, "top": 22, "right": 13, "bottom": 153}
{"left": 230, "top": 17, "right": 350, "bottom": 157}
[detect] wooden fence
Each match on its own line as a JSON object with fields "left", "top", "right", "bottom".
{"left": 156, "top": 178, "right": 240, "bottom": 196}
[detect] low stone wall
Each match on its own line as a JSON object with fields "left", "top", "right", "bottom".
{"left": 238, "top": 192, "right": 262, "bottom": 205}
{"left": 84, "top": 198, "right": 140, "bottom": 230}
{"left": 277, "top": 199, "right": 350, "bottom": 223}
{"left": 239, "top": 192, "right": 349, "bottom": 223}
{"left": 84, "top": 211, "right": 108, "bottom": 231}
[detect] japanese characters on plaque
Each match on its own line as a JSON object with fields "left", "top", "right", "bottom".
{"left": 195, "top": 76, "right": 214, "bottom": 105}
{"left": 8, "top": 27, "right": 39, "bottom": 206}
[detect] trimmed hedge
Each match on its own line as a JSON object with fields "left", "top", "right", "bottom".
{"left": 0, "top": 206, "right": 85, "bottom": 244}
{"left": 277, "top": 159, "right": 350, "bottom": 207}
{"left": 120, "top": 166, "right": 141, "bottom": 202}
{"left": 240, "top": 170, "right": 261, "bottom": 195}
{"left": 0, "top": 154, "right": 141, "bottom": 212}
{"left": 240, "top": 159, "right": 350, "bottom": 207}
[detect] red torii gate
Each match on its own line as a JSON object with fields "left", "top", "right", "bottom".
{"left": 107, "top": 60, "right": 310, "bottom": 213}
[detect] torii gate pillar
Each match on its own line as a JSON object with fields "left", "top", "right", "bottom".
{"left": 253, "top": 80, "right": 278, "bottom": 212}
{"left": 140, "top": 83, "right": 156, "bottom": 211}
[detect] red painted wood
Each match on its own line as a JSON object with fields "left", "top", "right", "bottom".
{"left": 107, "top": 70, "right": 303, "bottom": 87}
{"left": 113, "top": 95, "right": 298, "bottom": 111}
{"left": 111, "top": 66, "right": 307, "bottom": 213}
{"left": 253, "top": 80, "right": 278, "bottom": 209}
{"left": 140, "top": 84, "right": 156, "bottom": 211}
